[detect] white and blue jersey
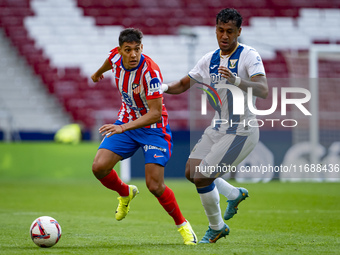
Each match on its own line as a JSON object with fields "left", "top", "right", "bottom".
{"left": 188, "top": 43, "right": 266, "bottom": 135}
{"left": 188, "top": 43, "right": 266, "bottom": 175}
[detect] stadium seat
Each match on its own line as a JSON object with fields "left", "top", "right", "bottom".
{"left": 2, "top": 0, "right": 340, "bottom": 132}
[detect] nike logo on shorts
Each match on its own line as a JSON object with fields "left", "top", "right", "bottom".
{"left": 153, "top": 154, "right": 164, "bottom": 158}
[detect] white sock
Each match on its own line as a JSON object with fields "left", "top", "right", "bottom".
{"left": 197, "top": 184, "right": 225, "bottom": 231}
{"left": 214, "top": 177, "right": 240, "bottom": 200}
{"left": 176, "top": 221, "right": 187, "bottom": 229}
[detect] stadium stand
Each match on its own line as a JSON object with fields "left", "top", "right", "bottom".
{"left": 0, "top": 26, "right": 70, "bottom": 139}
{"left": 1, "top": 0, "right": 340, "bottom": 136}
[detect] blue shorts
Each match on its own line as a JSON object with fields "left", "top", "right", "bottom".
{"left": 98, "top": 120, "right": 173, "bottom": 166}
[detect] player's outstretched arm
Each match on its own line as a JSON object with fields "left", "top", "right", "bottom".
{"left": 91, "top": 59, "right": 112, "bottom": 83}
{"left": 162, "top": 76, "right": 193, "bottom": 94}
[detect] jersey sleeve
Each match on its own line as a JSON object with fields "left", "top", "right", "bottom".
{"left": 108, "top": 47, "right": 120, "bottom": 67}
{"left": 188, "top": 54, "right": 208, "bottom": 84}
{"left": 244, "top": 48, "right": 266, "bottom": 78}
{"left": 143, "top": 59, "right": 164, "bottom": 100}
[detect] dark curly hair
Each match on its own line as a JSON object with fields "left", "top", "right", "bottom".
{"left": 216, "top": 8, "right": 243, "bottom": 28}
{"left": 119, "top": 28, "right": 143, "bottom": 46}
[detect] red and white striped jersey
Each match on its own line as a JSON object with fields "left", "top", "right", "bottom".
{"left": 108, "top": 47, "right": 168, "bottom": 128}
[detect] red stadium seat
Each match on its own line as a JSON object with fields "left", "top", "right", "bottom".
{"left": 2, "top": 0, "right": 340, "bottom": 131}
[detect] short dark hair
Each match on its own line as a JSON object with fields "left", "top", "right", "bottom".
{"left": 216, "top": 8, "right": 242, "bottom": 28}
{"left": 118, "top": 28, "right": 143, "bottom": 46}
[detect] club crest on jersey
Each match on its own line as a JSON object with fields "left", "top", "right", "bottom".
{"left": 229, "top": 59, "right": 238, "bottom": 69}
{"left": 149, "top": 78, "right": 161, "bottom": 93}
{"left": 132, "top": 83, "right": 141, "bottom": 94}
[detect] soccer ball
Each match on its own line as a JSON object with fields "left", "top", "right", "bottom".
{"left": 30, "top": 216, "right": 62, "bottom": 248}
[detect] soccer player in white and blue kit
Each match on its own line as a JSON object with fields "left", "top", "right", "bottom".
{"left": 163, "top": 9, "right": 268, "bottom": 243}
{"left": 91, "top": 28, "right": 197, "bottom": 245}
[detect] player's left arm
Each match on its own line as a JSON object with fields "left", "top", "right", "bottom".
{"left": 99, "top": 97, "right": 162, "bottom": 137}
{"left": 218, "top": 49, "right": 268, "bottom": 99}
{"left": 91, "top": 58, "right": 112, "bottom": 83}
{"left": 218, "top": 67, "right": 268, "bottom": 99}
{"left": 240, "top": 74, "right": 268, "bottom": 99}
{"left": 122, "top": 97, "right": 162, "bottom": 131}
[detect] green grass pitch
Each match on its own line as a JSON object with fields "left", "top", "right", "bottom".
{"left": 0, "top": 142, "right": 339, "bottom": 254}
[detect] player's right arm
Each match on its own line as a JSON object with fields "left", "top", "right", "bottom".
{"left": 163, "top": 76, "right": 194, "bottom": 94}
{"left": 98, "top": 97, "right": 162, "bottom": 137}
{"left": 91, "top": 58, "right": 112, "bottom": 82}
{"left": 163, "top": 52, "right": 208, "bottom": 94}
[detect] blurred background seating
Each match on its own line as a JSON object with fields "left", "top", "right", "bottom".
{"left": 1, "top": 0, "right": 340, "bottom": 139}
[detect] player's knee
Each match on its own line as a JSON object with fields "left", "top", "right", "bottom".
{"left": 185, "top": 163, "right": 194, "bottom": 183}
{"left": 91, "top": 162, "right": 101, "bottom": 177}
{"left": 147, "top": 182, "right": 165, "bottom": 197}
{"left": 193, "top": 177, "right": 203, "bottom": 187}
{"left": 185, "top": 170, "right": 191, "bottom": 182}
{"left": 193, "top": 177, "right": 212, "bottom": 188}
{"left": 92, "top": 161, "right": 109, "bottom": 179}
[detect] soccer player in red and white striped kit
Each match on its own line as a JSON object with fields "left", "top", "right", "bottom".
{"left": 91, "top": 28, "right": 197, "bottom": 245}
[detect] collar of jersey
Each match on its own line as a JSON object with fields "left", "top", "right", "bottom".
{"left": 220, "top": 42, "right": 240, "bottom": 58}
{"left": 120, "top": 54, "right": 145, "bottom": 71}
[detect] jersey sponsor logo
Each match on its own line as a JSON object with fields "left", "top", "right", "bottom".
{"left": 123, "top": 88, "right": 145, "bottom": 110}
{"left": 229, "top": 59, "right": 238, "bottom": 69}
{"left": 130, "top": 106, "right": 145, "bottom": 111}
{"left": 149, "top": 78, "right": 161, "bottom": 93}
{"left": 210, "top": 73, "right": 224, "bottom": 84}
{"left": 210, "top": 73, "right": 237, "bottom": 84}
{"left": 122, "top": 91, "right": 132, "bottom": 106}
{"left": 210, "top": 64, "right": 218, "bottom": 69}
{"left": 143, "top": 144, "right": 167, "bottom": 152}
